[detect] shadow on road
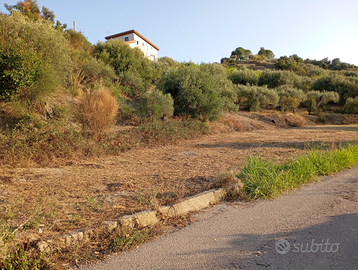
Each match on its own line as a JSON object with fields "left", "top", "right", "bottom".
{"left": 177, "top": 213, "right": 358, "bottom": 270}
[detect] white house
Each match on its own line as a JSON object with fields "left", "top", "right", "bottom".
{"left": 105, "top": 29, "right": 159, "bottom": 61}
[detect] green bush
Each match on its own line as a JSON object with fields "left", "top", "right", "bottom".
{"left": 236, "top": 84, "right": 279, "bottom": 112}
{"left": 201, "top": 63, "right": 238, "bottom": 112}
{"left": 0, "top": 42, "right": 43, "bottom": 99}
{"left": 81, "top": 57, "right": 117, "bottom": 86}
{"left": 313, "top": 74, "right": 358, "bottom": 101}
{"left": 0, "top": 12, "right": 72, "bottom": 101}
{"left": 306, "top": 90, "right": 339, "bottom": 113}
{"left": 137, "top": 90, "right": 174, "bottom": 120}
{"left": 276, "top": 85, "right": 306, "bottom": 112}
{"left": 158, "top": 56, "right": 178, "bottom": 73}
{"left": 157, "top": 65, "right": 224, "bottom": 121}
{"left": 258, "top": 70, "right": 303, "bottom": 89}
{"left": 344, "top": 97, "right": 358, "bottom": 114}
{"left": 94, "top": 39, "right": 154, "bottom": 97}
{"left": 228, "top": 66, "right": 258, "bottom": 86}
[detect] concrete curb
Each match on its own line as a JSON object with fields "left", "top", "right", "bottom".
{"left": 36, "top": 188, "right": 227, "bottom": 252}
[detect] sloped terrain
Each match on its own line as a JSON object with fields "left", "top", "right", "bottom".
{"left": 1, "top": 113, "right": 358, "bottom": 244}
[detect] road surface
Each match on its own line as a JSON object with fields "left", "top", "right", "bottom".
{"left": 79, "top": 165, "right": 358, "bottom": 270}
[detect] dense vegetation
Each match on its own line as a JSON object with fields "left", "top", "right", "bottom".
{"left": 1, "top": 0, "right": 358, "bottom": 168}
{"left": 1, "top": 2, "right": 358, "bottom": 268}
{"left": 221, "top": 46, "right": 358, "bottom": 112}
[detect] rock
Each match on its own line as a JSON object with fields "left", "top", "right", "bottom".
{"left": 102, "top": 221, "right": 118, "bottom": 232}
{"left": 37, "top": 241, "right": 51, "bottom": 253}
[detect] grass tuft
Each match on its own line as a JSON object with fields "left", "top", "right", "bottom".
{"left": 238, "top": 142, "right": 358, "bottom": 200}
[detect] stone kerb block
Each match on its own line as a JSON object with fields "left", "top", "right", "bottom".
{"left": 160, "top": 189, "right": 226, "bottom": 217}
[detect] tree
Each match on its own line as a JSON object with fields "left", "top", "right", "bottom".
{"left": 313, "top": 74, "right": 358, "bottom": 102}
{"left": 276, "top": 86, "right": 307, "bottom": 112}
{"left": 5, "top": 0, "right": 54, "bottom": 21}
{"left": 157, "top": 65, "right": 224, "bottom": 121}
{"left": 306, "top": 90, "right": 339, "bottom": 114}
{"left": 137, "top": 90, "right": 174, "bottom": 121}
{"left": 5, "top": 1, "right": 67, "bottom": 29}
{"left": 258, "top": 70, "right": 303, "bottom": 89}
{"left": 257, "top": 47, "right": 275, "bottom": 60}
{"left": 236, "top": 84, "right": 279, "bottom": 112}
{"left": 201, "top": 63, "right": 238, "bottom": 112}
{"left": 0, "top": 12, "right": 72, "bottom": 101}
{"left": 231, "top": 47, "right": 252, "bottom": 61}
{"left": 275, "top": 55, "right": 305, "bottom": 74}
{"left": 343, "top": 97, "right": 358, "bottom": 114}
{"left": 94, "top": 39, "right": 154, "bottom": 98}
{"left": 228, "top": 66, "right": 258, "bottom": 86}
{"left": 41, "top": 6, "right": 55, "bottom": 22}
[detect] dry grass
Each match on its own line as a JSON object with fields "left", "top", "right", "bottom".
{"left": 286, "top": 114, "right": 306, "bottom": 127}
{"left": 210, "top": 113, "right": 268, "bottom": 133}
{"left": 77, "top": 87, "right": 118, "bottom": 141}
{"left": 1, "top": 112, "right": 358, "bottom": 268}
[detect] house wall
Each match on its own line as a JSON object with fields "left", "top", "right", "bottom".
{"left": 112, "top": 33, "right": 158, "bottom": 61}
{"left": 133, "top": 33, "right": 158, "bottom": 61}
{"left": 114, "top": 33, "right": 135, "bottom": 43}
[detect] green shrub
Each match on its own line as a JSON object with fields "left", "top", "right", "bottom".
{"left": 305, "top": 90, "right": 339, "bottom": 113}
{"left": 80, "top": 57, "right": 117, "bottom": 87}
{"left": 137, "top": 90, "right": 174, "bottom": 120}
{"left": 0, "top": 42, "right": 43, "bottom": 99}
{"left": 158, "top": 56, "right": 178, "bottom": 73}
{"left": 94, "top": 39, "right": 154, "bottom": 97}
{"left": 121, "top": 71, "right": 145, "bottom": 98}
{"left": 276, "top": 86, "right": 306, "bottom": 111}
{"left": 228, "top": 66, "right": 258, "bottom": 86}
{"left": 236, "top": 84, "right": 279, "bottom": 112}
{"left": 258, "top": 70, "right": 303, "bottom": 89}
{"left": 344, "top": 97, "right": 358, "bottom": 114}
{"left": 201, "top": 63, "right": 238, "bottom": 112}
{"left": 0, "top": 11, "right": 72, "bottom": 101}
{"left": 157, "top": 65, "right": 224, "bottom": 121}
{"left": 313, "top": 74, "right": 358, "bottom": 102}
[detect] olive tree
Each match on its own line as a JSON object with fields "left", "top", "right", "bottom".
{"left": 276, "top": 86, "right": 307, "bottom": 112}
{"left": 137, "top": 90, "right": 174, "bottom": 121}
{"left": 94, "top": 39, "right": 154, "bottom": 98}
{"left": 236, "top": 84, "right": 279, "bottom": 112}
{"left": 0, "top": 11, "right": 72, "bottom": 100}
{"left": 200, "top": 63, "right": 238, "bottom": 112}
{"left": 313, "top": 74, "right": 358, "bottom": 102}
{"left": 344, "top": 97, "right": 358, "bottom": 114}
{"left": 157, "top": 65, "right": 224, "bottom": 121}
{"left": 306, "top": 90, "right": 339, "bottom": 114}
{"left": 228, "top": 66, "right": 258, "bottom": 86}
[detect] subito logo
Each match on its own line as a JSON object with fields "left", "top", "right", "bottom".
{"left": 275, "top": 239, "right": 290, "bottom": 254}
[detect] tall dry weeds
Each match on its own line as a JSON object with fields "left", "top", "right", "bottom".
{"left": 77, "top": 87, "right": 118, "bottom": 141}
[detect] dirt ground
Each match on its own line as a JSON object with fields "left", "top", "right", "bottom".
{"left": 1, "top": 112, "right": 358, "bottom": 243}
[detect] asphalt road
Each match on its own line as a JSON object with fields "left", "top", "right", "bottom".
{"left": 79, "top": 165, "right": 358, "bottom": 270}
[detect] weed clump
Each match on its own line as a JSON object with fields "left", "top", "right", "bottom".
{"left": 77, "top": 87, "right": 119, "bottom": 141}
{"left": 238, "top": 142, "right": 358, "bottom": 200}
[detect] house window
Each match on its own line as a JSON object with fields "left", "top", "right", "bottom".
{"left": 125, "top": 37, "right": 129, "bottom": 41}
{"left": 137, "top": 41, "right": 139, "bottom": 45}
{"left": 142, "top": 43, "right": 144, "bottom": 47}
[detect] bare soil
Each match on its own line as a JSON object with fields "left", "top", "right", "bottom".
{"left": 1, "top": 112, "right": 358, "bottom": 243}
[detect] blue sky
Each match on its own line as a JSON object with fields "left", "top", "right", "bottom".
{"left": 2, "top": 0, "right": 358, "bottom": 65}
